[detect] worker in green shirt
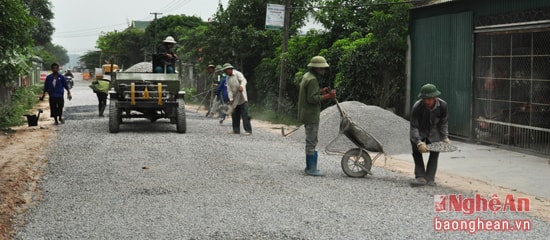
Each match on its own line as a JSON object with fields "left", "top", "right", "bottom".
{"left": 297, "top": 56, "right": 336, "bottom": 176}
{"left": 89, "top": 77, "right": 111, "bottom": 117}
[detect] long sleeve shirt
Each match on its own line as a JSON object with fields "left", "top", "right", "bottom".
{"left": 43, "top": 73, "right": 70, "bottom": 98}
{"left": 410, "top": 98, "right": 449, "bottom": 145}
{"left": 216, "top": 75, "right": 229, "bottom": 102}
{"left": 226, "top": 69, "right": 248, "bottom": 105}
{"left": 297, "top": 71, "right": 323, "bottom": 124}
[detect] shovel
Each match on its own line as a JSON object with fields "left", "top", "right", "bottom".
{"left": 281, "top": 126, "right": 300, "bottom": 137}
{"left": 426, "top": 142, "right": 458, "bottom": 152}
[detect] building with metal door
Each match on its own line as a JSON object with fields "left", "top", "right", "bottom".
{"left": 409, "top": 0, "right": 550, "bottom": 155}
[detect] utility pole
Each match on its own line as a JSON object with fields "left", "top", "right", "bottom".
{"left": 150, "top": 12, "right": 162, "bottom": 54}
{"left": 277, "top": 0, "right": 291, "bottom": 113}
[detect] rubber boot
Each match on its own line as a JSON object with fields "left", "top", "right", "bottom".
{"left": 305, "top": 154, "right": 312, "bottom": 172}
{"left": 305, "top": 151, "right": 325, "bottom": 176}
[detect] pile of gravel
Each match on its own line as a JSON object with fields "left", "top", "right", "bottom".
{"left": 125, "top": 62, "right": 152, "bottom": 72}
{"left": 289, "top": 101, "right": 411, "bottom": 155}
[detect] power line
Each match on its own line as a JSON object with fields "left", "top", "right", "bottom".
{"left": 52, "top": 0, "right": 197, "bottom": 38}
{"left": 157, "top": 0, "right": 188, "bottom": 14}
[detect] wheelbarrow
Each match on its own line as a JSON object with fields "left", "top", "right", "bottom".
{"left": 24, "top": 109, "right": 43, "bottom": 127}
{"left": 325, "top": 100, "right": 385, "bottom": 178}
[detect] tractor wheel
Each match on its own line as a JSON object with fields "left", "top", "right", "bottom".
{"left": 341, "top": 148, "right": 372, "bottom": 178}
{"left": 109, "top": 100, "right": 120, "bottom": 133}
{"left": 176, "top": 98, "right": 186, "bottom": 133}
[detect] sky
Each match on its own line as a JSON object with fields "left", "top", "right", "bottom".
{"left": 50, "top": 0, "right": 230, "bottom": 55}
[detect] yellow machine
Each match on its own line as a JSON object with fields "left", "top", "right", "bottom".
{"left": 95, "top": 64, "right": 119, "bottom": 80}
{"left": 103, "top": 64, "right": 119, "bottom": 74}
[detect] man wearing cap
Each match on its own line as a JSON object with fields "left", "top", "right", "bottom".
{"left": 409, "top": 83, "right": 450, "bottom": 187}
{"left": 297, "top": 56, "right": 337, "bottom": 176}
{"left": 222, "top": 63, "right": 252, "bottom": 135}
{"left": 154, "top": 36, "right": 178, "bottom": 73}
{"left": 207, "top": 64, "right": 218, "bottom": 84}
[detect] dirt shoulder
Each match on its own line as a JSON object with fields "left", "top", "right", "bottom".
{"left": 0, "top": 100, "right": 55, "bottom": 239}
{"left": 0, "top": 103, "right": 548, "bottom": 239}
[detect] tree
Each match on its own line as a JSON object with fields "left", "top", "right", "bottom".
{"left": 143, "top": 15, "right": 204, "bottom": 56}
{"left": 24, "top": 0, "right": 55, "bottom": 46}
{"left": 319, "top": 0, "right": 411, "bottom": 113}
{"left": 0, "top": 0, "right": 36, "bottom": 103}
{"left": 206, "top": 0, "right": 312, "bottom": 101}
{"left": 254, "top": 29, "right": 331, "bottom": 114}
{"left": 79, "top": 50, "right": 102, "bottom": 72}
{"left": 96, "top": 28, "right": 145, "bottom": 68}
{"left": 34, "top": 43, "right": 69, "bottom": 66}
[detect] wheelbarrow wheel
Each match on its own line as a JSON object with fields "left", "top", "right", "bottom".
{"left": 341, "top": 148, "right": 372, "bottom": 178}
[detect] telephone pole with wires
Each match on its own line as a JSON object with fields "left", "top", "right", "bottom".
{"left": 150, "top": 12, "right": 163, "bottom": 54}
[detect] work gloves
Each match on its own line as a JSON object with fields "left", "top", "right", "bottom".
{"left": 321, "top": 89, "right": 337, "bottom": 101}
{"left": 417, "top": 142, "right": 429, "bottom": 153}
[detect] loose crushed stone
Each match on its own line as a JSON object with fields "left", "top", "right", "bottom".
{"left": 125, "top": 62, "right": 153, "bottom": 73}
{"left": 15, "top": 78, "right": 550, "bottom": 239}
{"left": 289, "top": 101, "right": 411, "bottom": 156}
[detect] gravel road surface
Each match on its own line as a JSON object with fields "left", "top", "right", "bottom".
{"left": 15, "top": 75, "right": 550, "bottom": 239}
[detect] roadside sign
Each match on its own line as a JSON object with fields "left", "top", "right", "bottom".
{"left": 265, "top": 4, "right": 285, "bottom": 30}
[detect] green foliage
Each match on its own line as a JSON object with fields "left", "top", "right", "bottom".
{"left": 34, "top": 42, "right": 69, "bottom": 66}
{"left": 204, "top": 0, "right": 312, "bottom": 101}
{"left": 21, "top": 0, "right": 64, "bottom": 68}
{"left": 254, "top": 29, "right": 333, "bottom": 117}
{"left": 24, "top": 0, "right": 55, "bottom": 46}
{"left": 178, "top": 24, "right": 209, "bottom": 65}
{"left": 96, "top": 28, "right": 146, "bottom": 68}
{"left": 0, "top": 51, "right": 33, "bottom": 88}
{"left": 84, "top": 15, "right": 207, "bottom": 70}
{"left": 144, "top": 15, "right": 204, "bottom": 54}
{"left": 79, "top": 51, "right": 102, "bottom": 71}
{"left": 313, "top": 0, "right": 411, "bottom": 113}
{"left": 34, "top": 47, "right": 55, "bottom": 66}
{"left": 315, "top": 0, "right": 371, "bottom": 40}
{"left": 249, "top": 0, "right": 412, "bottom": 119}
{"left": 0, "top": 0, "right": 36, "bottom": 86}
{"left": 0, "top": 86, "right": 42, "bottom": 130}
{"left": 182, "top": 87, "right": 198, "bottom": 103}
{"left": 75, "top": 0, "right": 410, "bottom": 123}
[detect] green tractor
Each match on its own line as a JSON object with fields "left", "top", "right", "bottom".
{"left": 108, "top": 66, "right": 186, "bottom": 133}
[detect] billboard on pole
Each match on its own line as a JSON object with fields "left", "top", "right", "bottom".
{"left": 265, "top": 4, "right": 285, "bottom": 30}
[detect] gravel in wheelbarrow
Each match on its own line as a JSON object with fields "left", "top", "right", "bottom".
{"left": 290, "top": 101, "right": 410, "bottom": 156}
{"left": 324, "top": 100, "right": 386, "bottom": 178}
{"left": 337, "top": 102, "right": 384, "bottom": 153}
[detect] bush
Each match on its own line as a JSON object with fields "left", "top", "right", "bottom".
{"left": 182, "top": 87, "right": 198, "bottom": 104}
{"left": 0, "top": 86, "right": 42, "bottom": 130}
